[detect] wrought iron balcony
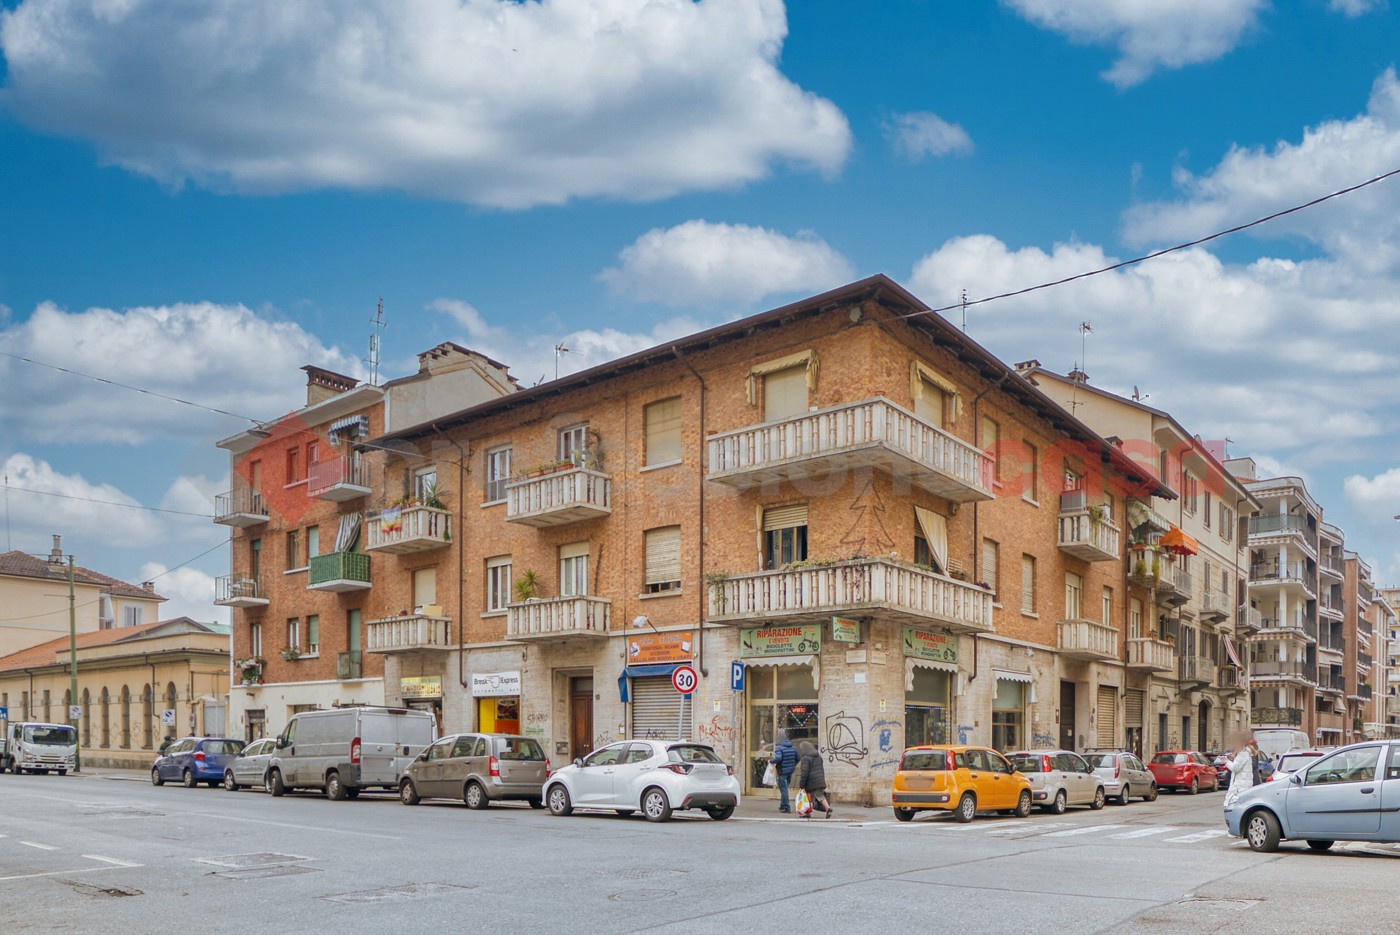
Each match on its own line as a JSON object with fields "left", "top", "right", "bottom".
{"left": 1252, "top": 706, "right": 1303, "bottom": 727}
{"left": 505, "top": 467, "right": 612, "bottom": 528}
{"left": 1058, "top": 618, "right": 1118, "bottom": 661}
{"left": 706, "top": 398, "right": 994, "bottom": 503}
{"left": 215, "top": 574, "right": 269, "bottom": 608}
{"left": 365, "top": 614, "right": 453, "bottom": 653}
{"left": 307, "top": 455, "right": 372, "bottom": 502}
{"left": 307, "top": 550, "right": 371, "bottom": 592}
{"left": 214, "top": 489, "right": 268, "bottom": 527}
{"left": 364, "top": 505, "right": 451, "bottom": 554}
{"left": 1057, "top": 510, "right": 1120, "bottom": 562}
{"left": 1126, "top": 638, "right": 1174, "bottom": 672}
{"left": 1177, "top": 655, "right": 1211, "bottom": 687}
{"left": 706, "top": 558, "right": 993, "bottom": 635}
{"left": 1218, "top": 666, "right": 1243, "bottom": 692}
{"left": 506, "top": 596, "right": 612, "bottom": 641}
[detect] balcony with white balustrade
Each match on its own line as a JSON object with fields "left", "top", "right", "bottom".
{"left": 1056, "top": 509, "right": 1119, "bottom": 563}
{"left": 505, "top": 467, "right": 612, "bottom": 528}
{"left": 1126, "top": 637, "right": 1174, "bottom": 672}
{"left": 364, "top": 505, "right": 451, "bottom": 554}
{"left": 365, "top": 614, "right": 454, "bottom": 653}
{"left": 1057, "top": 618, "right": 1118, "bottom": 661}
{"left": 506, "top": 596, "right": 612, "bottom": 641}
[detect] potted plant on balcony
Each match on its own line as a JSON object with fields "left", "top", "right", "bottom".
{"left": 705, "top": 571, "right": 730, "bottom": 613}
{"left": 280, "top": 647, "right": 302, "bottom": 661}
{"left": 235, "top": 656, "right": 265, "bottom": 685}
{"left": 1087, "top": 503, "right": 1107, "bottom": 528}
{"left": 513, "top": 569, "right": 541, "bottom": 602}
{"left": 421, "top": 483, "right": 447, "bottom": 511}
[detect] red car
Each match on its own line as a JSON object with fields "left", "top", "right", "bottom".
{"left": 1148, "top": 750, "right": 1220, "bottom": 794}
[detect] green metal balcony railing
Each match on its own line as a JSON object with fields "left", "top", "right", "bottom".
{"left": 308, "top": 550, "right": 371, "bottom": 589}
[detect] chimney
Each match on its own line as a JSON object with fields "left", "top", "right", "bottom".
{"left": 1013, "top": 359, "right": 1040, "bottom": 375}
{"left": 301, "top": 365, "right": 360, "bottom": 407}
{"left": 142, "top": 580, "right": 157, "bottom": 592}
{"left": 47, "top": 534, "right": 64, "bottom": 570}
{"left": 1067, "top": 368, "right": 1089, "bottom": 384}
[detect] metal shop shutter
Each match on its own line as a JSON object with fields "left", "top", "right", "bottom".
{"left": 630, "top": 676, "right": 691, "bottom": 741}
{"left": 1124, "top": 689, "right": 1144, "bottom": 728}
{"left": 1096, "top": 685, "right": 1118, "bottom": 748}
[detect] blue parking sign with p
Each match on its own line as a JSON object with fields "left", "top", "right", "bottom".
{"left": 730, "top": 661, "right": 745, "bottom": 692}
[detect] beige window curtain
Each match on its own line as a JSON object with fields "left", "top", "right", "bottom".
{"left": 644, "top": 527, "right": 682, "bottom": 586}
{"left": 910, "top": 361, "right": 962, "bottom": 424}
{"left": 747, "top": 350, "right": 819, "bottom": 408}
{"left": 914, "top": 506, "right": 948, "bottom": 573}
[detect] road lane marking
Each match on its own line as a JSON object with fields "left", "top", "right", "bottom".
{"left": 1043, "top": 824, "right": 1126, "bottom": 837}
{"left": 1108, "top": 827, "right": 1180, "bottom": 839}
{"left": 985, "top": 822, "right": 1068, "bottom": 835}
{"left": 19, "top": 842, "right": 57, "bottom": 851}
{"left": 83, "top": 855, "right": 141, "bottom": 867}
{"left": 1164, "top": 829, "right": 1230, "bottom": 843}
{"left": 0, "top": 866, "right": 143, "bottom": 883}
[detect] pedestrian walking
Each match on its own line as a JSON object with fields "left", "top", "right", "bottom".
{"left": 769, "top": 730, "right": 799, "bottom": 813}
{"left": 794, "top": 740, "right": 834, "bottom": 819}
{"left": 1224, "top": 733, "right": 1262, "bottom": 808}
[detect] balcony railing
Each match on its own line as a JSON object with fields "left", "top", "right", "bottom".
{"left": 337, "top": 650, "right": 363, "bottom": 680}
{"left": 1199, "top": 591, "right": 1229, "bottom": 622}
{"left": 1253, "top": 706, "right": 1304, "bottom": 727}
{"left": 1177, "top": 655, "right": 1211, "bottom": 685}
{"left": 1257, "top": 617, "right": 1317, "bottom": 642}
{"left": 1387, "top": 696, "right": 1400, "bottom": 718}
{"left": 505, "top": 467, "right": 612, "bottom": 528}
{"left": 1250, "top": 561, "right": 1315, "bottom": 596}
{"left": 706, "top": 558, "right": 994, "bottom": 635}
{"left": 1247, "top": 660, "right": 1313, "bottom": 680}
{"left": 1127, "top": 637, "right": 1175, "bottom": 672}
{"left": 1057, "top": 510, "right": 1120, "bottom": 562}
{"left": 1321, "top": 553, "right": 1343, "bottom": 578}
{"left": 307, "top": 455, "right": 372, "bottom": 502}
{"left": 1319, "top": 599, "right": 1343, "bottom": 620}
{"left": 365, "top": 614, "right": 453, "bottom": 653}
{"left": 1316, "top": 671, "right": 1344, "bottom": 693}
{"left": 706, "top": 397, "right": 994, "bottom": 503}
{"left": 1357, "top": 683, "right": 1374, "bottom": 700}
{"left": 1238, "top": 605, "right": 1263, "bottom": 634}
{"left": 1058, "top": 618, "right": 1118, "bottom": 660}
{"left": 1218, "top": 666, "right": 1243, "bottom": 690}
{"left": 506, "top": 596, "right": 612, "bottom": 641}
{"left": 1248, "top": 513, "right": 1312, "bottom": 537}
{"left": 214, "top": 573, "right": 270, "bottom": 608}
{"left": 214, "top": 489, "right": 268, "bottom": 527}
{"left": 307, "top": 550, "right": 371, "bottom": 592}
{"left": 364, "top": 505, "right": 451, "bottom": 554}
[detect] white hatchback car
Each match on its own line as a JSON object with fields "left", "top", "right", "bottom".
{"left": 544, "top": 739, "right": 740, "bottom": 822}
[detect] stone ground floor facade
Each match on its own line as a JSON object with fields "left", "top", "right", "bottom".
{"left": 229, "top": 676, "right": 384, "bottom": 743}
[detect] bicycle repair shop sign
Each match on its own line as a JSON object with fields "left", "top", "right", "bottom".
{"left": 739, "top": 625, "right": 821, "bottom": 657}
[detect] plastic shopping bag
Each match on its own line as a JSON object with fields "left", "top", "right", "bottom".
{"left": 794, "top": 789, "right": 812, "bottom": 816}
{"left": 761, "top": 761, "right": 777, "bottom": 787}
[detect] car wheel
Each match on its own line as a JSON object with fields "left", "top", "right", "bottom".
{"left": 1188, "top": 777, "right": 1199, "bottom": 795}
{"left": 1050, "top": 790, "right": 1068, "bottom": 815}
{"left": 268, "top": 769, "right": 286, "bottom": 797}
{"left": 325, "top": 771, "right": 346, "bottom": 801}
{"left": 464, "top": 781, "right": 488, "bottom": 810}
{"left": 1306, "top": 840, "right": 1335, "bottom": 852}
{"left": 1145, "top": 783, "right": 1158, "bottom": 802}
{"left": 546, "top": 784, "right": 572, "bottom": 816}
{"left": 1116, "top": 784, "right": 1130, "bottom": 805}
{"left": 400, "top": 779, "right": 421, "bottom": 806}
{"left": 954, "top": 792, "right": 977, "bottom": 823}
{"left": 706, "top": 804, "right": 735, "bottom": 821}
{"left": 224, "top": 771, "right": 239, "bottom": 792}
{"left": 151, "top": 768, "right": 164, "bottom": 786}
{"left": 1014, "top": 790, "right": 1033, "bottom": 818}
{"left": 642, "top": 787, "right": 673, "bottom": 823}
{"left": 182, "top": 769, "right": 196, "bottom": 789}
{"left": 1245, "top": 809, "right": 1281, "bottom": 853}
{"left": 893, "top": 807, "right": 916, "bottom": 822}
{"left": 1090, "top": 787, "right": 1106, "bottom": 810}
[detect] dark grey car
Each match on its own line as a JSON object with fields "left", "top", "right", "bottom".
{"left": 399, "top": 733, "right": 549, "bottom": 809}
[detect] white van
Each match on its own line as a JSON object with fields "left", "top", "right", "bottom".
{"left": 3, "top": 722, "right": 77, "bottom": 774}
{"left": 266, "top": 706, "right": 435, "bottom": 800}
{"left": 1253, "top": 727, "right": 1309, "bottom": 762}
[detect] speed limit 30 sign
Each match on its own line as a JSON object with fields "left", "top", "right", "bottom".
{"left": 671, "top": 664, "right": 698, "bottom": 695}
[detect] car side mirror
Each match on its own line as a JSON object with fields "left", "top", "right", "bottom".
{"left": 1290, "top": 773, "right": 1302, "bottom": 785}
{"left": 276, "top": 737, "right": 289, "bottom": 749}
{"left": 573, "top": 758, "right": 584, "bottom": 768}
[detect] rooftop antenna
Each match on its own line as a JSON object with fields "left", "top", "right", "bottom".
{"left": 960, "top": 289, "right": 968, "bottom": 333}
{"left": 1069, "top": 321, "right": 1092, "bottom": 414}
{"left": 554, "top": 342, "right": 570, "bottom": 380}
{"left": 3, "top": 473, "right": 9, "bottom": 552}
{"left": 1223, "top": 437, "right": 1235, "bottom": 459}
{"left": 366, "top": 297, "right": 386, "bottom": 386}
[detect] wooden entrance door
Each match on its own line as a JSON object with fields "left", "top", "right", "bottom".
{"left": 570, "top": 677, "right": 594, "bottom": 761}
{"left": 1060, "top": 681, "right": 1077, "bottom": 750}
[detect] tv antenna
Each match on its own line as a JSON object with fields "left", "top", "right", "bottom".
{"left": 1069, "top": 321, "right": 1092, "bottom": 414}
{"left": 554, "top": 342, "right": 570, "bottom": 380}
{"left": 367, "top": 297, "right": 386, "bottom": 386}
{"left": 960, "top": 289, "right": 968, "bottom": 332}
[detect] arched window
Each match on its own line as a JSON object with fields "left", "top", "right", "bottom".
{"left": 81, "top": 688, "right": 92, "bottom": 748}
{"left": 142, "top": 685, "right": 154, "bottom": 749}
{"left": 165, "top": 682, "right": 178, "bottom": 737}
{"left": 100, "top": 688, "right": 111, "bottom": 748}
{"left": 120, "top": 686, "right": 131, "bottom": 749}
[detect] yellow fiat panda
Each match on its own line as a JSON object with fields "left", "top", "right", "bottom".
{"left": 891, "top": 745, "right": 1033, "bottom": 822}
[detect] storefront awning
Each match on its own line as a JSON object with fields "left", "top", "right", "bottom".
{"left": 740, "top": 654, "right": 820, "bottom": 691}
{"left": 992, "top": 668, "right": 1032, "bottom": 683}
{"left": 906, "top": 656, "right": 957, "bottom": 690}
{"left": 1160, "top": 525, "right": 1199, "bottom": 556}
{"left": 617, "top": 663, "right": 684, "bottom": 703}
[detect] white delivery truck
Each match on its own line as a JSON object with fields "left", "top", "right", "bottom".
{"left": 266, "top": 706, "right": 436, "bottom": 800}
{"left": 3, "top": 721, "right": 78, "bottom": 775}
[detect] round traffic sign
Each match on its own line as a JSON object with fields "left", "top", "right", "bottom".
{"left": 671, "top": 664, "right": 698, "bottom": 694}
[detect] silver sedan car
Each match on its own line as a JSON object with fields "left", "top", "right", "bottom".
{"left": 1082, "top": 750, "right": 1158, "bottom": 804}
{"left": 1008, "top": 749, "right": 1106, "bottom": 813}
{"left": 223, "top": 737, "right": 275, "bottom": 792}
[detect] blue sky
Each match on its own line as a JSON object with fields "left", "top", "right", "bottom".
{"left": 1, "top": 0, "right": 1399, "bottom": 621}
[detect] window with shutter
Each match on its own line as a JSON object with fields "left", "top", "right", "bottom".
{"left": 560, "top": 542, "right": 589, "bottom": 596}
{"left": 413, "top": 567, "right": 437, "bottom": 610}
{"left": 981, "top": 538, "right": 999, "bottom": 596}
{"left": 644, "top": 527, "right": 682, "bottom": 592}
{"left": 1021, "top": 555, "right": 1036, "bottom": 614}
{"left": 914, "top": 378, "right": 946, "bottom": 426}
{"left": 982, "top": 416, "right": 1000, "bottom": 478}
{"left": 1065, "top": 571, "right": 1083, "bottom": 619}
{"left": 1102, "top": 587, "right": 1112, "bottom": 626}
{"left": 763, "top": 504, "right": 808, "bottom": 568}
{"left": 645, "top": 398, "right": 682, "bottom": 466}
{"left": 486, "top": 556, "right": 512, "bottom": 612}
{"left": 763, "top": 366, "right": 808, "bottom": 422}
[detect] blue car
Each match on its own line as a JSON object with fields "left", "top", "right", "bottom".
{"left": 152, "top": 737, "right": 245, "bottom": 788}
{"left": 1225, "top": 741, "right": 1400, "bottom": 852}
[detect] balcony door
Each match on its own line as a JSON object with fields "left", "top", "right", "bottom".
{"left": 560, "top": 543, "right": 589, "bottom": 596}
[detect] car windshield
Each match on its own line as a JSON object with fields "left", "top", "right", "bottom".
{"left": 1009, "top": 755, "right": 1044, "bottom": 772}
{"left": 901, "top": 751, "right": 946, "bottom": 771}
{"left": 1152, "top": 753, "right": 1188, "bottom": 765}
{"left": 1085, "top": 754, "right": 1117, "bottom": 768}
{"left": 497, "top": 738, "right": 545, "bottom": 761}
{"left": 668, "top": 744, "right": 722, "bottom": 764}
{"left": 24, "top": 726, "right": 75, "bottom": 746}
{"left": 202, "top": 740, "right": 244, "bottom": 755}
{"left": 1277, "top": 753, "right": 1321, "bottom": 772}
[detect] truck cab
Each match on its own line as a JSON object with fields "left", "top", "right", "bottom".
{"left": 4, "top": 722, "right": 78, "bottom": 775}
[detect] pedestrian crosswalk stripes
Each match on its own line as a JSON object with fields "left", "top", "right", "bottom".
{"left": 1107, "top": 827, "right": 1180, "bottom": 839}
{"left": 1162, "top": 829, "right": 1230, "bottom": 844}
{"left": 1043, "top": 824, "right": 1127, "bottom": 837}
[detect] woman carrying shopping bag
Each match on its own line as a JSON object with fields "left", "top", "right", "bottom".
{"left": 795, "top": 741, "right": 834, "bottom": 819}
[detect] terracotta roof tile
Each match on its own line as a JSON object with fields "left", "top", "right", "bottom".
{"left": 0, "top": 551, "right": 165, "bottom": 602}
{"left": 0, "top": 617, "right": 209, "bottom": 673}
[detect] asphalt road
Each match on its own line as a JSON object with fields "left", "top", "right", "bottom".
{"left": 1, "top": 771, "right": 1395, "bottom": 934}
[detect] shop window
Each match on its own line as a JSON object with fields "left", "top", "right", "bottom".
{"left": 486, "top": 556, "right": 512, "bottom": 611}
{"left": 644, "top": 526, "right": 682, "bottom": 593}
{"left": 645, "top": 398, "right": 682, "bottom": 466}
{"left": 560, "top": 543, "right": 589, "bottom": 597}
{"left": 905, "top": 667, "right": 951, "bottom": 746}
{"left": 992, "top": 679, "right": 1025, "bottom": 752}
{"left": 744, "top": 664, "right": 819, "bottom": 793}
{"left": 762, "top": 505, "right": 808, "bottom": 569}
{"left": 485, "top": 446, "right": 512, "bottom": 502}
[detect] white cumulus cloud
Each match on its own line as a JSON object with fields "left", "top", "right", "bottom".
{"left": 0, "top": 0, "right": 850, "bottom": 209}
{"left": 2, "top": 452, "right": 164, "bottom": 549}
{"left": 885, "top": 112, "right": 974, "bottom": 161}
{"left": 1330, "top": 0, "right": 1385, "bottom": 16}
{"left": 1343, "top": 467, "right": 1400, "bottom": 508}
{"left": 139, "top": 561, "right": 224, "bottom": 625}
{"left": 598, "top": 220, "right": 854, "bottom": 307}
{"left": 1002, "top": 0, "right": 1266, "bottom": 87}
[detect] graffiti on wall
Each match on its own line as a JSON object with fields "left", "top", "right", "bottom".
{"left": 957, "top": 724, "right": 973, "bottom": 745}
{"left": 1032, "top": 732, "right": 1056, "bottom": 749}
{"left": 822, "top": 711, "right": 869, "bottom": 766}
{"left": 869, "top": 718, "right": 903, "bottom": 771}
{"left": 696, "top": 715, "right": 736, "bottom": 746}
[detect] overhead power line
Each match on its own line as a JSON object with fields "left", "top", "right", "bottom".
{"left": 5, "top": 483, "right": 213, "bottom": 518}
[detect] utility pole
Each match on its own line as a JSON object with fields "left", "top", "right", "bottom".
{"left": 68, "top": 555, "right": 80, "bottom": 772}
